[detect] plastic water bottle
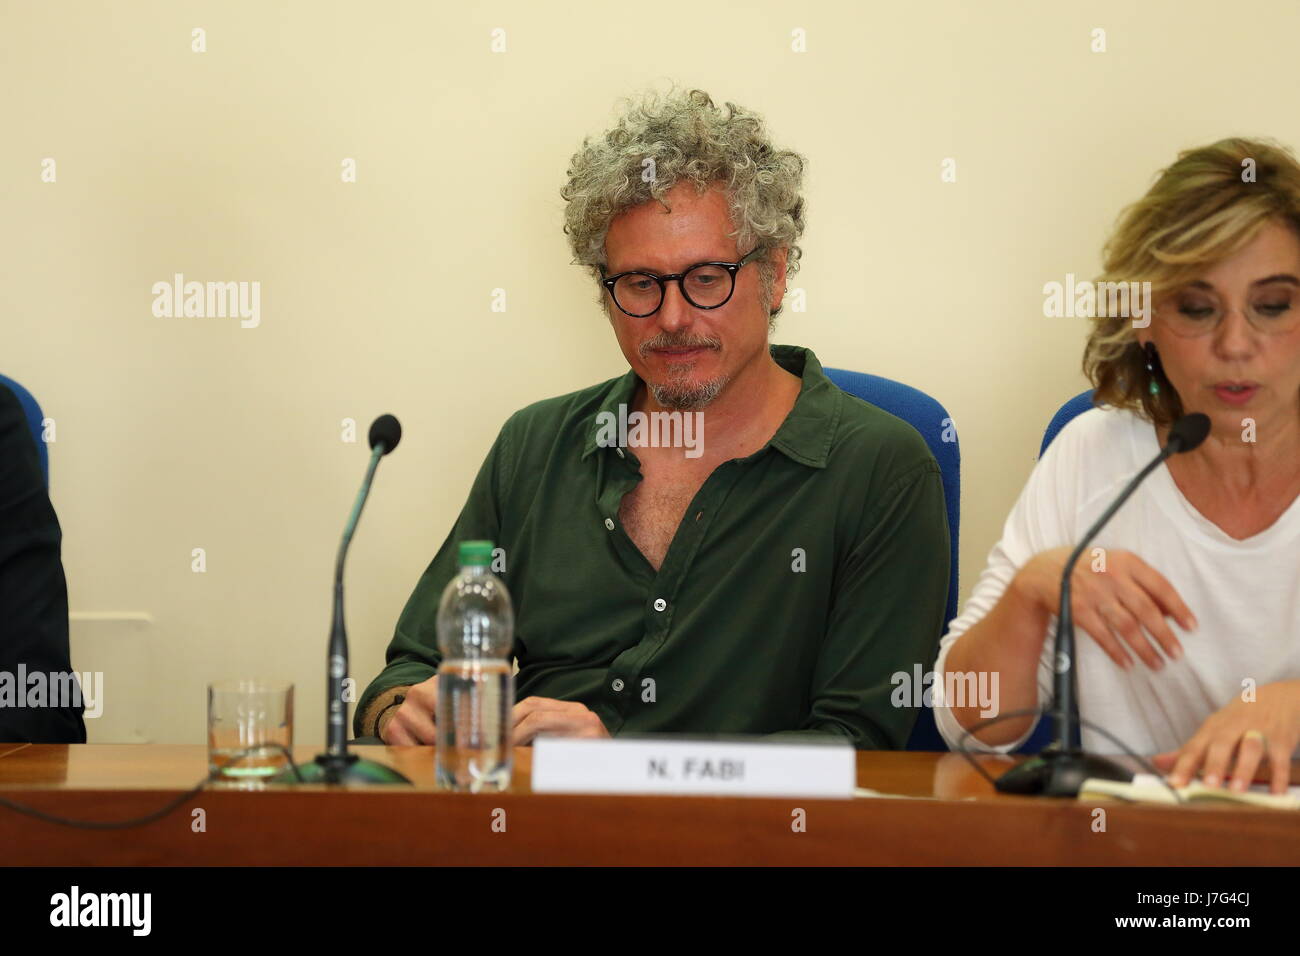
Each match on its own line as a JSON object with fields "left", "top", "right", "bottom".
{"left": 434, "top": 540, "right": 514, "bottom": 792}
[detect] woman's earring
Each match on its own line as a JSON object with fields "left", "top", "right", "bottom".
{"left": 1143, "top": 342, "right": 1160, "bottom": 396}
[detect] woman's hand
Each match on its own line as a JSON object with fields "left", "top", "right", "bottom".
{"left": 1013, "top": 546, "right": 1197, "bottom": 672}
{"left": 1153, "top": 680, "right": 1300, "bottom": 794}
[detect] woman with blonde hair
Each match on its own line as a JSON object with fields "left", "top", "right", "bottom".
{"left": 936, "top": 138, "right": 1300, "bottom": 793}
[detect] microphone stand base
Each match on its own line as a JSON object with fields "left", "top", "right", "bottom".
{"left": 994, "top": 748, "right": 1131, "bottom": 797}
{"left": 270, "top": 752, "right": 412, "bottom": 786}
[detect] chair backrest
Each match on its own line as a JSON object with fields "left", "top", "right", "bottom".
{"left": 823, "top": 367, "right": 959, "bottom": 752}
{"left": 1040, "top": 389, "right": 1096, "bottom": 457}
{"left": 0, "top": 374, "right": 48, "bottom": 486}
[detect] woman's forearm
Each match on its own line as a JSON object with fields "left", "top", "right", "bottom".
{"left": 942, "top": 573, "right": 1053, "bottom": 746}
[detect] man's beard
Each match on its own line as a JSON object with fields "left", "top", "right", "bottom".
{"left": 640, "top": 333, "right": 728, "bottom": 410}
{"left": 649, "top": 372, "right": 729, "bottom": 410}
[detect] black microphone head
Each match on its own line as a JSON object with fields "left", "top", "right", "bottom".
{"left": 1168, "top": 412, "right": 1210, "bottom": 453}
{"left": 368, "top": 414, "right": 402, "bottom": 455}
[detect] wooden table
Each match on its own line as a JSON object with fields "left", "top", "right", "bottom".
{"left": 0, "top": 743, "right": 1296, "bottom": 865}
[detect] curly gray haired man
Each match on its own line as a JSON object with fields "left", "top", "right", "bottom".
{"left": 357, "top": 87, "right": 949, "bottom": 752}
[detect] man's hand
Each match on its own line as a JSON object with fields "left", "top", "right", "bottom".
{"left": 512, "top": 697, "right": 610, "bottom": 745}
{"left": 1152, "top": 680, "right": 1300, "bottom": 795}
{"left": 378, "top": 676, "right": 439, "bottom": 745}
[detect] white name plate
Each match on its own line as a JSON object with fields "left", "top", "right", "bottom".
{"left": 531, "top": 736, "right": 855, "bottom": 798}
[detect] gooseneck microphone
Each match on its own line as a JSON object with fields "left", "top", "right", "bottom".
{"left": 272, "top": 414, "right": 412, "bottom": 785}
{"left": 995, "top": 412, "right": 1211, "bottom": 797}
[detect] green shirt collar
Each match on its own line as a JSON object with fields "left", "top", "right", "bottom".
{"left": 581, "top": 344, "right": 840, "bottom": 469}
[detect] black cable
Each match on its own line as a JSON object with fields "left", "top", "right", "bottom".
{"left": 952, "top": 707, "right": 1184, "bottom": 804}
{"left": 0, "top": 743, "right": 306, "bottom": 830}
{"left": 952, "top": 707, "right": 1046, "bottom": 786}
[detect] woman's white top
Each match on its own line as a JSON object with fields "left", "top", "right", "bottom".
{"left": 933, "top": 406, "right": 1300, "bottom": 755}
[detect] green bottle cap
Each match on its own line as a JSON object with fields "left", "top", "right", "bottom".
{"left": 458, "top": 540, "right": 495, "bottom": 567}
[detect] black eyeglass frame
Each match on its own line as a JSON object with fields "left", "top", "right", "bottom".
{"left": 598, "top": 247, "right": 765, "bottom": 318}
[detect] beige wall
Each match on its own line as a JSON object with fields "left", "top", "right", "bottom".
{"left": 4, "top": 1, "right": 1297, "bottom": 744}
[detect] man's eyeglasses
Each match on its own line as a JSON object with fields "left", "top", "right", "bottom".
{"left": 599, "top": 247, "right": 764, "bottom": 318}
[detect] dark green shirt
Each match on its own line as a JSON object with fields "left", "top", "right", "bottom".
{"left": 356, "top": 345, "right": 949, "bottom": 748}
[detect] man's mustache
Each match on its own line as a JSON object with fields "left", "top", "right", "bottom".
{"left": 639, "top": 335, "right": 721, "bottom": 358}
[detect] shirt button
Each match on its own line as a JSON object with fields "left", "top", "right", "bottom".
{"left": 611, "top": 678, "right": 625, "bottom": 691}
{"left": 604, "top": 518, "right": 614, "bottom": 530}
{"left": 653, "top": 598, "right": 667, "bottom": 612}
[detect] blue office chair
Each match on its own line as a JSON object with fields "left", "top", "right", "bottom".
{"left": 823, "top": 367, "right": 959, "bottom": 751}
{"left": 1040, "top": 389, "right": 1097, "bottom": 458}
{"left": 1013, "top": 388, "right": 1098, "bottom": 753}
{"left": 0, "top": 374, "right": 49, "bottom": 486}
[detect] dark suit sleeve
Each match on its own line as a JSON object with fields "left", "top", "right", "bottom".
{"left": 0, "top": 385, "right": 86, "bottom": 743}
